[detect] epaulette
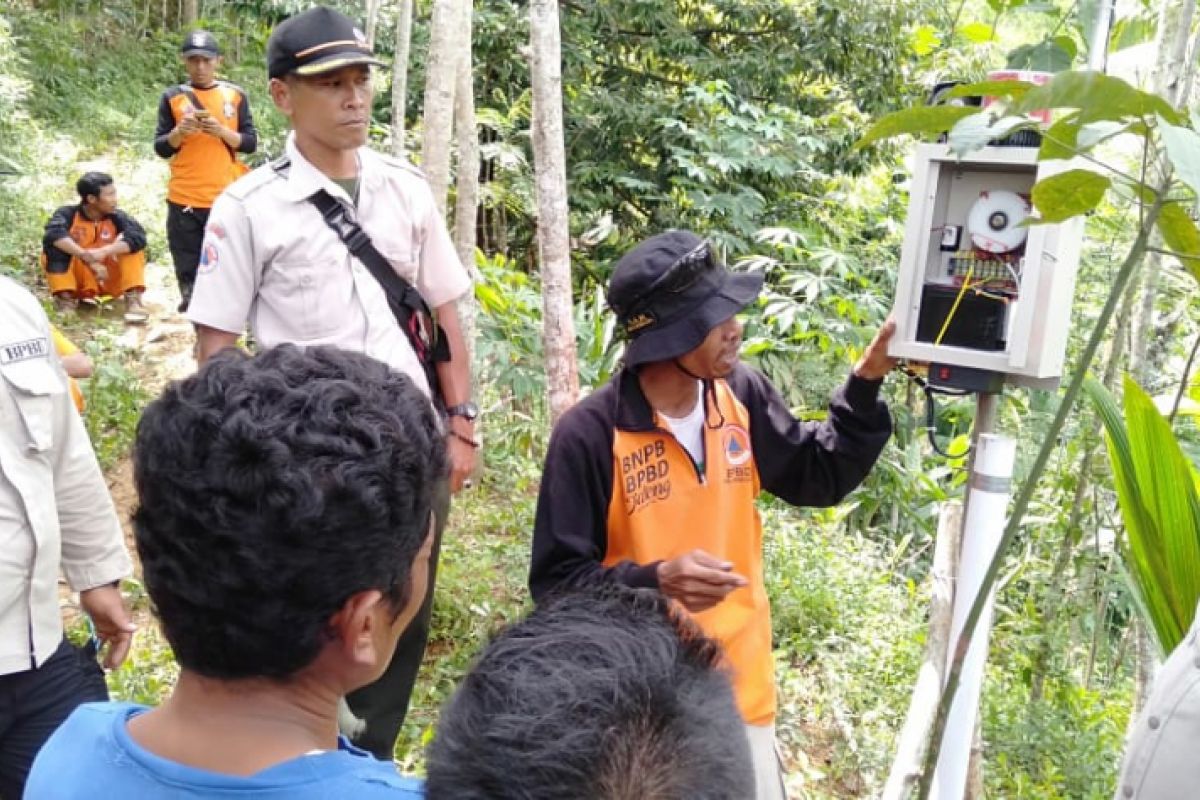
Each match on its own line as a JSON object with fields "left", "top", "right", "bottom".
{"left": 376, "top": 152, "right": 426, "bottom": 179}
{"left": 222, "top": 162, "right": 282, "bottom": 201}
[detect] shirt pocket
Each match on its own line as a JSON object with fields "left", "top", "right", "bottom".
{"left": 374, "top": 239, "right": 420, "bottom": 289}
{"left": 267, "top": 260, "right": 343, "bottom": 340}
{"left": 1, "top": 358, "right": 63, "bottom": 453}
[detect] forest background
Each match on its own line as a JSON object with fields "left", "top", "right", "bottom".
{"left": 1, "top": 0, "right": 1195, "bottom": 797}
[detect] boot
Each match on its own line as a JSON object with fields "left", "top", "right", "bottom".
{"left": 123, "top": 291, "right": 149, "bottom": 325}
{"left": 52, "top": 292, "right": 77, "bottom": 314}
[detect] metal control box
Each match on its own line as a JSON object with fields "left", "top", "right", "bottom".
{"left": 888, "top": 144, "right": 1085, "bottom": 383}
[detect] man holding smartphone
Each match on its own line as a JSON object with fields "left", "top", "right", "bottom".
{"left": 154, "top": 30, "right": 258, "bottom": 312}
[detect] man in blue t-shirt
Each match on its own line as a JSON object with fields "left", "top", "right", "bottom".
{"left": 26, "top": 343, "right": 443, "bottom": 798}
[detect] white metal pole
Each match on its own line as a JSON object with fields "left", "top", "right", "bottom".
{"left": 931, "top": 433, "right": 1016, "bottom": 800}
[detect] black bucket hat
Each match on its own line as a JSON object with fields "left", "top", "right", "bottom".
{"left": 608, "top": 230, "right": 763, "bottom": 368}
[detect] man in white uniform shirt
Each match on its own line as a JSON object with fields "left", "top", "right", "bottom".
{"left": 0, "top": 277, "right": 134, "bottom": 798}
{"left": 187, "top": 6, "right": 477, "bottom": 759}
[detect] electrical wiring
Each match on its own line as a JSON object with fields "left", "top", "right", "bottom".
{"left": 896, "top": 364, "right": 973, "bottom": 459}
{"left": 934, "top": 264, "right": 974, "bottom": 346}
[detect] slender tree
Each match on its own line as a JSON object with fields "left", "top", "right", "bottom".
{"left": 391, "top": 0, "right": 414, "bottom": 155}
{"left": 182, "top": 0, "right": 197, "bottom": 26}
{"left": 454, "top": 0, "right": 480, "bottom": 359}
{"left": 422, "top": 0, "right": 463, "bottom": 215}
{"left": 364, "top": 0, "right": 383, "bottom": 49}
{"left": 529, "top": 0, "right": 580, "bottom": 421}
{"left": 1130, "top": 0, "right": 1196, "bottom": 380}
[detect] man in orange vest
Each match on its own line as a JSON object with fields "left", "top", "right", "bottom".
{"left": 154, "top": 30, "right": 257, "bottom": 312}
{"left": 530, "top": 229, "right": 897, "bottom": 799}
{"left": 42, "top": 172, "right": 149, "bottom": 325}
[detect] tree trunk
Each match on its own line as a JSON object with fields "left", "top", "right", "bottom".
{"left": 965, "top": 720, "right": 985, "bottom": 800}
{"left": 1029, "top": 259, "right": 1138, "bottom": 703}
{"left": 421, "top": 0, "right": 463, "bottom": 216}
{"left": 1130, "top": 0, "right": 1196, "bottom": 380}
{"left": 453, "top": 0, "right": 480, "bottom": 362}
{"left": 529, "top": 0, "right": 580, "bottom": 422}
{"left": 364, "top": 0, "right": 383, "bottom": 49}
{"left": 391, "top": 0, "right": 414, "bottom": 156}
{"left": 182, "top": 0, "right": 197, "bottom": 27}
{"left": 882, "top": 502, "right": 962, "bottom": 800}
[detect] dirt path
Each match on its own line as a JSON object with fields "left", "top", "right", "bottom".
{"left": 105, "top": 263, "right": 197, "bottom": 554}
{"left": 61, "top": 261, "right": 196, "bottom": 632}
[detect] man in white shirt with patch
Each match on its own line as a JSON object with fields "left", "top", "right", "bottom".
{"left": 0, "top": 276, "right": 134, "bottom": 798}
{"left": 187, "top": 5, "right": 477, "bottom": 760}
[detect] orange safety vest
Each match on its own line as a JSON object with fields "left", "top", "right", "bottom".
{"left": 531, "top": 364, "right": 893, "bottom": 726}
{"left": 162, "top": 82, "right": 250, "bottom": 207}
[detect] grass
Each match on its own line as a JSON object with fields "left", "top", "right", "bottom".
{"left": 7, "top": 5, "right": 1140, "bottom": 795}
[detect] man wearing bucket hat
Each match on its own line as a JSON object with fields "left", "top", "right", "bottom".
{"left": 187, "top": 5, "right": 476, "bottom": 761}
{"left": 529, "top": 229, "right": 896, "bottom": 799}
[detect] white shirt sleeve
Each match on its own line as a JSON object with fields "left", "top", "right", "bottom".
{"left": 35, "top": 312, "right": 130, "bottom": 591}
{"left": 413, "top": 181, "right": 472, "bottom": 309}
{"left": 188, "top": 193, "right": 257, "bottom": 334}
{"left": 54, "top": 389, "right": 132, "bottom": 591}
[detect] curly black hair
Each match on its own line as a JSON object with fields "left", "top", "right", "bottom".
{"left": 426, "top": 584, "right": 753, "bottom": 800}
{"left": 132, "top": 345, "right": 446, "bottom": 680}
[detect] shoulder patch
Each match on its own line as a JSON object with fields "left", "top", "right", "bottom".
{"left": 222, "top": 163, "right": 283, "bottom": 201}
{"left": 0, "top": 336, "right": 49, "bottom": 365}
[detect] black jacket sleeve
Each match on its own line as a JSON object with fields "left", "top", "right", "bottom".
{"left": 235, "top": 90, "right": 258, "bottom": 154}
{"left": 42, "top": 205, "right": 75, "bottom": 253}
{"left": 529, "top": 401, "right": 660, "bottom": 603}
{"left": 110, "top": 211, "right": 147, "bottom": 254}
{"left": 154, "top": 91, "right": 179, "bottom": 158}
{"left": 729, "top": 366, "right": 892, "bottom": 507}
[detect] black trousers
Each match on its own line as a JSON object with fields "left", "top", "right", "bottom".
{"left": 0, "top": 639, "right": 108, "bottom": 799}
{"left": 344, "top": 481, "right": 451, "bottom": 760}
{"left": 165, "top": 201, "right": 210, "bottom": 309}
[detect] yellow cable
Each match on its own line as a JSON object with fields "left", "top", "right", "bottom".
{"left": 934, "top": 265, "right": 973, "bottom": 346}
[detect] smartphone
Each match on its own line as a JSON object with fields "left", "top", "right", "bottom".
{"left": 193, "top": 109, "right": 211, "bottom": 120}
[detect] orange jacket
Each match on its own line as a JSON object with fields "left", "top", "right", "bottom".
{"left": 41, "top": 205, "right": 147, "bottom": 274}
{"left": 154, "top": 81, "right": 258, "bottom": 208}
{"left": 530, "top": 365, "right": 891, "bottom": 724}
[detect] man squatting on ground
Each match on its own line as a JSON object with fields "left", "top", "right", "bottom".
{"left": 41, "top": 172, "right": 150, "bottom": 325}
{"left": 186, "top": 6, "right": 478, "bottom": 758}
{"left": 530, "top": 229, "right": 897, "bottom": 799}
{"left": 27, "top": 346, "right": 440, "bottom": 798}
{"left": 0, "top": 277, "right": 135, "bottom": 799}
{"left": 154, "top": 29, "right": 257, "bottom": 312}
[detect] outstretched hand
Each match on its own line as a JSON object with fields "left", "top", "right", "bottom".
{"left": 853, "top": 317, "right": 898, "bottom": 381}
{"left": 657, "top": 549, "right": 748, "bottom": 613}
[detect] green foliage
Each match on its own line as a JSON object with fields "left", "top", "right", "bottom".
{"left": 1159, "top": 120, "right": 1200, "bottom": 199}
{"left": 856, "top": 106, "right": 981, "bottom": 149}
{"left": 984, "top": 674, "right": 1127, "bottom": 798}
{"left": 1031, "top": 169, "right": 1111, "bottom": 222}
{"left": 80, "top": 352, "right": 147, "bottom": 470}
{"left": 1086, "top": 377, "right": 1200, "bottom": 654}
{"left": 392, "top": 487, "right": 532, "bottom": 772}
{"left": 1157, "top": 204, "right": 1200, "bottom": 281}
{"left": 1012, "top": 71, "right": 1180, "bottom": 125}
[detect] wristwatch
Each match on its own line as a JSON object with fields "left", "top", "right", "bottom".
{"left": 445, "top": 401, "right": 480, "bottom": 422}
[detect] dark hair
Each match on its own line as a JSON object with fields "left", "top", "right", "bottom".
{"left": 426, "top": 585, "right": 754, "bottom": 800}
{"left": 76, "top": 172, "right": 113, "bottom": 202}
{"left": 132, "top": 345, "right": 446, "bottom": 680}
